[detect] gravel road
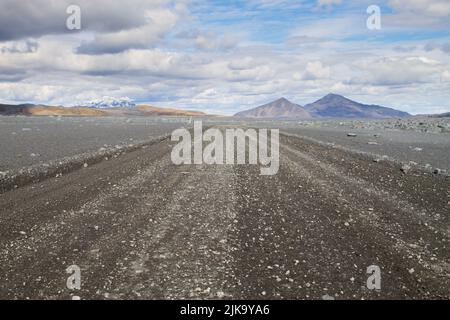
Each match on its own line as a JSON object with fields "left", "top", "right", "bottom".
{"left": 0, "top": 126, "right": 449, "bottom": 300}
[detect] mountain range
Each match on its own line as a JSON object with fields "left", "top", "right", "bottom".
{"left": 0, "top": 103, "right": 206, "bottom": 117}
{"left": 85, "top": 97, "right": 136, "bottom": 109}
{"left": 234, "top": 94, "right": 410, "bottom": 119}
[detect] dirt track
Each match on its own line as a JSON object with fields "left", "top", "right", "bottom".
{"left": 0, "top": 129, "right": 449, "bottom": 300}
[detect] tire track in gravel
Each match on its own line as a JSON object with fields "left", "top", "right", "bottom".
{"left": 279, "top": 135, "right": 450, "bottom": 278}
{"left": 229, "top": 133, "right": 449, "bottom": 299}
{"left": 0, "top": 132, "right": 241, "bottom": 300}
{"left": 108, "top": 164, "right": 239, "bottom": 300}
{"left": 0, "top": 139, "right": 179, "bottom": 299}
{"left": 0, "top": 128, "right": 448, "bottom": 300}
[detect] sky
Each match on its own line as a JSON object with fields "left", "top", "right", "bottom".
{"left": 0, "top": 0, "right": 450, "bottom": 115}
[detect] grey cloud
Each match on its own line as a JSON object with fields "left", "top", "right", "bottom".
{"left": 0, "top": 0, "right": 165, "bottom": 41}
{"left": 76, "top": 41, "right": 148, "bottom": 55}
{"left": 424, "top": 42, "right": 450, "bottom": 53}
{"left": 393, "top": 45, "right": 417, "bottom": 53}
{"left": 75, "top": 6, "right": 179, "bottom": 55}
{"left": 0, "top": 67, "right": 28, "bottom": 82}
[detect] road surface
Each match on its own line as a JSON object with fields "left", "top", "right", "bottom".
{"left": 0, "top": 128, "right": 449, "bottom": 299}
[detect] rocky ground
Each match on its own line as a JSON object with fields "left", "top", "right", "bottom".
{"left": 0, "top": 125, "right": 448, "bottom": 300}
{"left": 294, "top": 117, "right": 450, "bottom": 134}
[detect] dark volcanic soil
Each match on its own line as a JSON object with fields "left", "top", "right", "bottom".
{"left": 0, "top": 128, "right": 448, "bottom": 300}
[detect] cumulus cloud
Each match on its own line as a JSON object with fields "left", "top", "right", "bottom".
{"left": 0, "top": 0, "right": 172, "bottom": 41}
{"left": 77, "top": 8, "right": 179, "bottom": 54}
{"left": 302, "top": 61, "right": 331, "bottom": 80}
{"left": 441, "top": 70, "right": 450, "bottom": 82}
{"left": 350, "top": 57, "right": 443, "bottom": 86}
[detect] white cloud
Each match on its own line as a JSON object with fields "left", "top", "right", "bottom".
{"left": 302, "top": 61, "right": 331, "bottom": 80}
{"left": 385, "top": 0, "right": 450, "bottom": 29}
{"left": 389, "top": 0, "right": 450, "bottom": 17}
{"left": 350, "top": 56, "right": 443, "bottom": 86}
{"left": 441, "top": 70, "right": 450, "bottom": 82}
{"left": 317, "top": 0, "right": 342, "bottom": 7}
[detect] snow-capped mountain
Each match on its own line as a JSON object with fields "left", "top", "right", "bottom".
{"left": 85, "top": 97, "right": 136, "bottom": 109}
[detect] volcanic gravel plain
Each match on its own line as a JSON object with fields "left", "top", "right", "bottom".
{"left": 0, "top": 116, "right": 449, "bottom": 299}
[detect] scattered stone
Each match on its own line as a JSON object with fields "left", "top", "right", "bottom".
{"left": 72, "top": 296, "right": 81, "bottom": 300}
{"left": 322, "top": 294, "right": 335, "bottom": 300}
{"left": 408, "top": 268, "right": 415, "bottom": 274}
{"left": 347, "top": 133, "right": 357, "bottom": 137}
{"left": 401, "top": 164, "right": 411, "bottom": 174}
{"left": 202, "top": 288, "right": 211, "bottom": 295}
{"left": 83, "top": 163, "right": 88, "bottom": 168}
{"left": 433, "top": 168, "right": 441, "bottom": 175}
{"left": 367, "top": 141, "right": 378, "bottom": 145}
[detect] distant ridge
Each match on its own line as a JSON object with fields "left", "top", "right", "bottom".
{"left": 234, "top": 94, "right": 410, "bottom": 119}
{"left": 234, "top": 98, "right": 312, "bottom": 119}
{"left": 424, "top": 112, "right": 450, "bottom": 118}
{"left": 0, "top": 103, "right": 206, "bottom": 117}
{"left": 136, "top": 105, "right": 206, "bottom": 116}
{"left": 0, "top": 104, "right": 108, "bottom": 116}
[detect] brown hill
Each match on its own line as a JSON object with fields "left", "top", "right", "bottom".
{"left": 0, "top": 103, "right": 206, "bottom": 117}
{"left": 28, "top": 106, "right": 108, "bottom": 116}
{"left": 137, "top": 105, "right": 206, "bottom": 116}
